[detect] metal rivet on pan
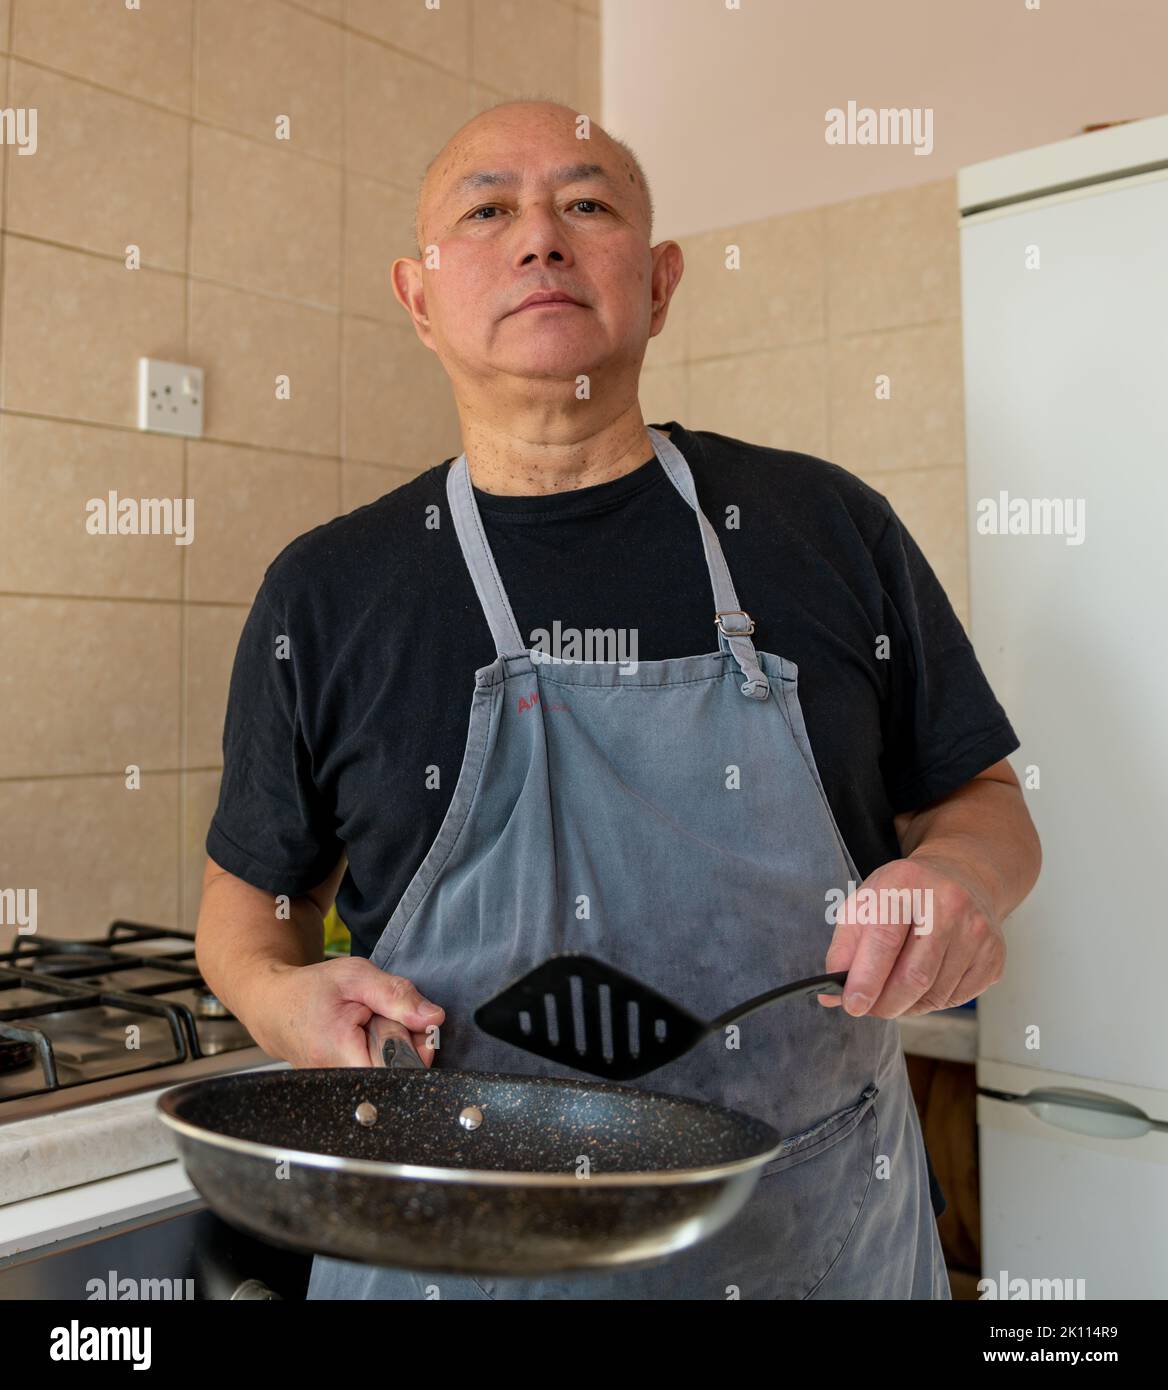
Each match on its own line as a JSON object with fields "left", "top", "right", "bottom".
{"left": 354, "top": 1101, "right": 378, "bottom": 1127}
{"left": 458, "top": 1105, "right": 484, "bottom": 1131}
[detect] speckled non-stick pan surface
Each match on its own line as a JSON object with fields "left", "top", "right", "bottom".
{"left": 157, "top": 1066, "right": 782, "bottom": 1275}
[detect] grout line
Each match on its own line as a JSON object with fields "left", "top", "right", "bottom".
{"left": 3, "top": 30, "right": 508, "bottom": 128}
{"left": 178, "top": 436, "right": 190, "bottom": 928}
{"left": 0, "top": 227, "right": 350, "bottom": 315}
{"left": 0, "top": 46, "right": 10, "bottom": 393}
{"left": 176, "top": 0, "right": 199, "bottom": 932}
{"left": 822, "top": 209, "right": 832, "bottom": 457}
{"left": 681, "top": 314, "right": 962, "bottom": 368}
{"left": 467, "top": 1, "right": 475, "bottom": 120}
{"left": 278, "top": 0, "right": 597, "bottom": 17}
{"left": 0, "top": 226, "right": 428, "bottom": 327}
{"left": 848, "top": 461, "right": 967, "bottom": 478}
{"left": 828, "top": 315, "right": 963, "bottom": 343}
{"left": 0, "top": 767, "right": 226, "bottom": 786}
{"left": 273, "top": 0, "right": 348, "bottom": 29}
{"left": 0, "top": 404, "right": 347, "bottom": 462}
{"left": 0, "top": 590, "right": 252, "bottom": 607}
{"left": 0, "top": 227, "right": 190, "bottom": 278}
{"left": 337, "top": 0, "right": 347, "bottom": 516}
{"left": 275, "top": 0, "right": 493, "bottom": 85}
{"left": 0, "top": 401, "right": 420, "bottom": 474}
{"left": 1, "top": 50, "right": 512, "bottom": 193}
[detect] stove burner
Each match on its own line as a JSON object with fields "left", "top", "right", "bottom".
{"left": 0, "top": 921, "right": 256, "bottom": 1107}
{"left": 194, "top": 987, "right": 233, "bottom": 1021}
{"left": 27, "top": 952, "right": 113, "bottom": 976}
{"left": 0, "top": 1038, "right": 37, "bottom": 1074}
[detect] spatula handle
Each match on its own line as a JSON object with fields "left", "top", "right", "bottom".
{"left": 365, "top": 1015, "right": 427, "bottom": 1070}
{"left": 709, "top": 971, "right": 850, "bottom": 1030}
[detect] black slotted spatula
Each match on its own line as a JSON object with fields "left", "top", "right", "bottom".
{"left": 473, "top": 953, "right": 848, "bottom": 1081}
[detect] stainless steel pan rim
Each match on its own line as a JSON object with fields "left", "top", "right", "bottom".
{"left": 156, "top": 1103, "right": 783, "bottom": 1187}
{"left": 155, "top": 1065, "right": 790, "bottom": 1274}
{"left": 156, "top": 1067, "right": 785, "bottom": 1188}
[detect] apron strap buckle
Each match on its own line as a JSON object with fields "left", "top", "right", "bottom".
{"left": 714, "top": 609, "right": 756, "bottom": 636}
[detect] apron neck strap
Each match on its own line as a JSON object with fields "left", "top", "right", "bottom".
{"left": 648, "top": 426, "right": 770, "bottom": 697}
{"left": 445, "top": 425, "right": 770, "bottom": 698}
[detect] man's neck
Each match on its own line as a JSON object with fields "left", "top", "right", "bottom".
{"left": 457, "top": 407, "right": 664, "bottom": 498}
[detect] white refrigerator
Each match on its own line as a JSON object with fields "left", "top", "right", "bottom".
{"left": 959, "top": 113, "right": 1168, "bottom": 1299}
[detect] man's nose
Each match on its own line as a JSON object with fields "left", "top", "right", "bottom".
{"left": 513, "top": 206, "right": 574, "bottom": 265}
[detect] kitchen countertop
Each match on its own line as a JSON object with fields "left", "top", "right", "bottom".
{"left": 897, "top": 1008, "right": 978, "bottom": 1064}
{"left": 1, "top": 1085, "right": 185, "bottom": 1209}
{"left": 0, "top": 1058, "right": 289, "bottom": 1209}
{"left": 0, "top": 1059, "right": 289, "bottom": 1260}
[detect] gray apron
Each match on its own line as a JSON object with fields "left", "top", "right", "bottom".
{"left": 307, "top": 426, "right": 950, "bottom": 1301}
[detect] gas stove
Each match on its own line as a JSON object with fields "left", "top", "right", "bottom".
{"left": 0, "top": 921, "right": 268, "bottom": 1123}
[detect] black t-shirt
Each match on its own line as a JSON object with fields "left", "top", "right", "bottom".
{"left": 208, "top": 419, "right": 1020, "bottom": 1223}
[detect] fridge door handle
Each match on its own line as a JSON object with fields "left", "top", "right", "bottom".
{"left": 1016, "top": 1087, "right": 1161, "bottom": 1140}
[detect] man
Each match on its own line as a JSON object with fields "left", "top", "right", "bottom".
{"left": 196, "top": 99, "right": 1040, "bottom": 1300}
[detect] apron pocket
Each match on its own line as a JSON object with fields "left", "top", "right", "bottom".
{"left": 719, "top": 1082, "right": 880, "bottom": 1299}
{"left": 760, "top": 1082, "right": 879, "bottom": 1177}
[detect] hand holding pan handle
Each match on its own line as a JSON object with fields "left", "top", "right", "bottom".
{"left": 365, "top": 1015, "right": 428, "bottom": 1070}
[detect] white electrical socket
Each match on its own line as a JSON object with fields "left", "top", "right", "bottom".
{"left": 137, "top": 358, "right": 204, "bottom": 438}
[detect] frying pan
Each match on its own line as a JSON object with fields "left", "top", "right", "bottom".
{"left": 156, "top": 966, "right": 841, "bottom": 1277}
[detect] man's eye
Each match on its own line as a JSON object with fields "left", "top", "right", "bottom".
{"left": 467, "top": 200, "right": 606, "bottom": 222}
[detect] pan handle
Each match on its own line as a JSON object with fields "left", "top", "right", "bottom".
{"left": 365, "top": 1015, "right": 428, "bottom": 1070}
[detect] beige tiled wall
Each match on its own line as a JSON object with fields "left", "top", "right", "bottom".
{"left": 0, "top": 0, "right": 599, "bottom": 943}
{"left": 643, "top": 178, "right": 970, "bottom": 628}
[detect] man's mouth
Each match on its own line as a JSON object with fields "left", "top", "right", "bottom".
{"left": 508, "top": 291, "right": 587, "bottom": 315}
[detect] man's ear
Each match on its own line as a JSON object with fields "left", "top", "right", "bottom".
{"left": 648, "top": 240, "right": 684, "bottom": 333}
{"left": 391, "top": 256, "right": 435, "bottom": 349}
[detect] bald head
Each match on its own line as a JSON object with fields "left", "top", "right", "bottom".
{"left": 413, "top": 98, "right": 654, "bottom": 257}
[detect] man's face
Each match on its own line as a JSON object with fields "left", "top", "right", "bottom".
{"left": 402, "top": 110, "right": 658, "bottom": 390}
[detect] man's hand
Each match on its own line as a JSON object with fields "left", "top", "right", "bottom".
{"left": 819, "top": 854, "right": 1005, "bottom": 1018}
{"left": 248, "top": 957, "right": 446, "bottom": 1069}
{"left": 195, "top": 856, "right": 447, "bottom": 1069}
{"left": 818, "top": 758, "right": 1039, "bottom": 1018}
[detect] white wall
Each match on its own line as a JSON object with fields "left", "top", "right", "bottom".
{"left": 603, "top": 0, "right": 1168, "bottom": 238}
